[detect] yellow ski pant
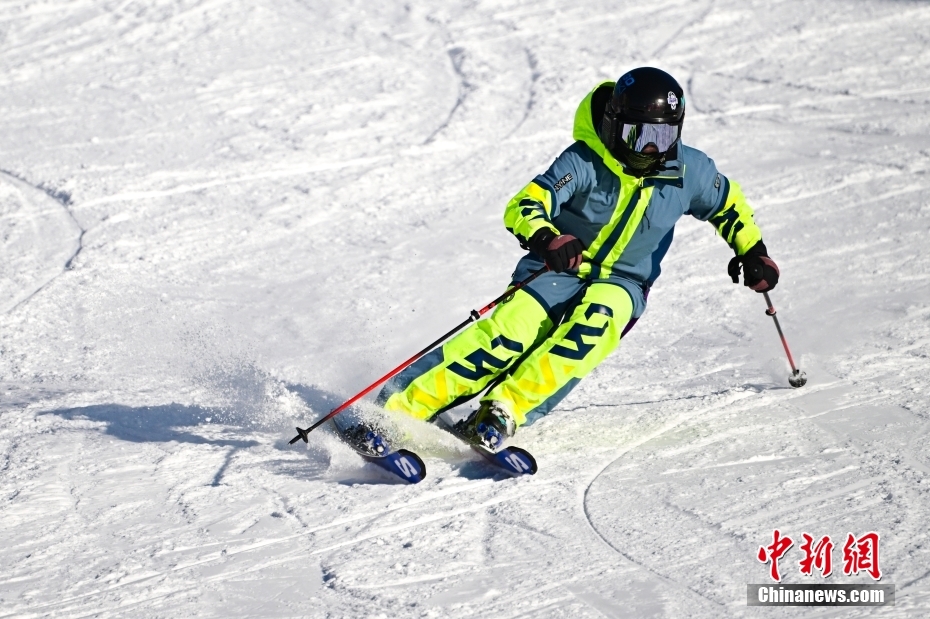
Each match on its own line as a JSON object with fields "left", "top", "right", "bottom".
{"left": 380, "top": 280, "right": 633, "bottom": 427}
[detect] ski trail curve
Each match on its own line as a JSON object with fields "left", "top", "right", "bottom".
{"left": 579, "top": 392, "right": 761, "bottom": 611}
{"left": 0, "top": 170, "right": 84, "bottom": 315}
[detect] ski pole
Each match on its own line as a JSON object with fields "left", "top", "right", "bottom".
{"left": 761, "top": 291, "right": 807, "bottom": 388}
{"left": 289, "top": 266, "right": 549, "bottom": 444}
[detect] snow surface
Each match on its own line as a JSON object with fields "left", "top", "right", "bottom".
{"left": 1, "top": 0, "right": 930, "bottom": 617}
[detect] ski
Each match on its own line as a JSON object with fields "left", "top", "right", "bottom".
{"left": 432, "top": 417, "right": 537, "bottom": 477}
{"left": 286, "top": 385, "right": 529, "bottom": 479}
{"left": 329, "top": 418, "right": 426, "bottom": 484}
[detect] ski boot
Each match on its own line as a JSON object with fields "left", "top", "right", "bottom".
{"left": 453, "top": 400, "right": 516, "bottom": 450}
{"left": 341, "top": 423, "right": 389, "bottom": 456}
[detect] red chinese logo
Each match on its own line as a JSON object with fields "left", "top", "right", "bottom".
{"left": 799, "top": 533, "right": 834, "bottom": 577}
{"left": 843, "top": 532, "right": 882, "bottom": 580}
{"left": 757, "top": 529, "right": 794, "bottom": 582}
{"left": 758, "top": 530, "right": 882, "bottom": 581}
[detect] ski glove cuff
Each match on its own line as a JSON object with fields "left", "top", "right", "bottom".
{"left": 728, "top": 240, "right": 779, "bottom": 292}
{"left": 529, "top": 229, "right": 584, "bottom": 273}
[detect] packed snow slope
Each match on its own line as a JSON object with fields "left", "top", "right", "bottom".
{"left": 2, "top": 0, "right": 929, "bottom": 617}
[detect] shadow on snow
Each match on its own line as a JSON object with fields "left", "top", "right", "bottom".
{"left": 45, "top": 403, "right": 261, "bottom": 448}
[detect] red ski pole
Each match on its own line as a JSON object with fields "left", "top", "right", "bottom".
{"left": 289, "top": 267, "right": 549, "bottom": 444}
{"left": 761, "top": 291, "right": 807, "bottom": 388}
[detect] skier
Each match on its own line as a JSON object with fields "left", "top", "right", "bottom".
{"left": 376, "top": 67, "right": 780, "bottom": 449}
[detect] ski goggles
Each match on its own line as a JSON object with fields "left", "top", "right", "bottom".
{"left": 620, "top": 122, "right": 680, "bottom": 153}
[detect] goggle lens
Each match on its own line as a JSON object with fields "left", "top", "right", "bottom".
{"left": 620, "top": 122, "right": 680, "bottom": 153}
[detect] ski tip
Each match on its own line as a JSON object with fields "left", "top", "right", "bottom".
{"left": 504, "top": 446, "right": 538, "bottom": 475}
{"left": 392, "top": 449, "right": 427, "bottom": 483}
{"left": 478, "top": 445, "right": 537, "bottom": 476}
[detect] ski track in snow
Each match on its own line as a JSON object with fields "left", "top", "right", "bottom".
{"left": 0, "top": 170, "right": 83, "bottom": 315}
{"left": 2, "top": 0, "right": 930, "bottom": 617}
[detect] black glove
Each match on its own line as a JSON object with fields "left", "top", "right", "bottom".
{"left": 529, "top": 229, "right": 584, "bottom": 273}
{"left": 728, "top": 241, "right": 779, "bottom": 292}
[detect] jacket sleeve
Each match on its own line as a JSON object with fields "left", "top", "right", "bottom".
{"left": 706, "top": 180, "right": 763, "bottom": 255}
{"left": 503, "top": 142, "right": 588, "bottom": 247}
{"left": 685, "top": 151, "right": 763, "bottom": 256}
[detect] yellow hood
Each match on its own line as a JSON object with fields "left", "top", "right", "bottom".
{"left": 572, "top": 81, "right": 627, "bottom": 178}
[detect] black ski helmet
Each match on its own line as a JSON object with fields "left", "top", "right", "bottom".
{"left": 599, "top": 67, "right": 685, "bottom": 174}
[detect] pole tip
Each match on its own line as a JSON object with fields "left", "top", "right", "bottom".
{"left": 788, "top": 371, "right": 807, "bottom": 388}
{"left": 288, "top": 427, "right": 310, "bottom": 444}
